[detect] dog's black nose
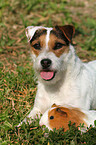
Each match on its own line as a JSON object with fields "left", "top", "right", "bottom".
{"left": 41, "top": 59, "right": 52, "bottom": 69}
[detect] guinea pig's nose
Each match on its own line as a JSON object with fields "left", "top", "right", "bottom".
{"left": 39, "top": 121, "right": 42, "bottom": 126}
{"left": 39, "top": 120, "right": 44, "bottom": 127}
{"left": 40, "top": 124, "right": 43, "bottom": 128}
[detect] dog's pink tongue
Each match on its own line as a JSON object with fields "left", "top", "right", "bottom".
{"left": 40, "top": 71, "right": 54, "bottom": 80}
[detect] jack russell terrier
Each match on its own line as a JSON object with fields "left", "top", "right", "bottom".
{"left": 18, "top": 25, "right": 96, "bottom": 125}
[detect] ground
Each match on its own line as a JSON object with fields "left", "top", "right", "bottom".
{"left": 0, "top": 0, "right": 96, "bottom": 144}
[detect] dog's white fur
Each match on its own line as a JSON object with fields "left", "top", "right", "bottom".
{"left": 19, "top": 26, "right": 96, "bottom": 125}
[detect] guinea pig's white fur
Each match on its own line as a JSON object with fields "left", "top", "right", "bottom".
{"left": 39, "top": 105, "right": 96, "bottom": 132}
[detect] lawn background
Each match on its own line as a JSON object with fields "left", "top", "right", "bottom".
{"left": 0, "top": 0, "right": 96, "bottom": 144}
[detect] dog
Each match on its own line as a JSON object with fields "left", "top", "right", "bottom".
{"left": 18, "top": 25, "right": 96, "bottom": 125}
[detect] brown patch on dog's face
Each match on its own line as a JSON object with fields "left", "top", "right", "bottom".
{"left": 29, "top": 25, "right": 75, "bottom": 57}
{"left": 48, "top": 33, "right": 69, "bottom": 57}
{"left": 30, "top": 29, "right": 47, "bottom": 56}
{"left": 47, "top": 25, "right": 75, "bottom": 57}
{"left": 30, "top": 35, "right": 46, "bottom": 56}
{"left": 48, "top": 107, "right": 87, "bottom": 132}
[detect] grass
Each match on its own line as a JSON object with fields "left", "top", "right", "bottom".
{"left": 0, "top": 0, "right": 96, "bottom": 144}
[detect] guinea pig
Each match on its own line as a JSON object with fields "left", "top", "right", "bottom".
{"left": 39, "top": 104, "right": 96, "bottom": 132}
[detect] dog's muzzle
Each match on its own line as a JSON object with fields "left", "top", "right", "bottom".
{"left": 40, "top": 58, "right": 56, "bottom": 81}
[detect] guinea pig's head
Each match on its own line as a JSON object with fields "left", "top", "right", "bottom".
{"left": 39, "top": 104, "right": 86, "bottom": 132}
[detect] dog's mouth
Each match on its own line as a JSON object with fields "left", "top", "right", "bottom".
{"left": 40, "top": 70, "right": 56, "bottom": 81}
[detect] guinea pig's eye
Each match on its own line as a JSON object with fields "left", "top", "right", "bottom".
{"left": 50, "top": 116, "right": 54, "bottom": 120}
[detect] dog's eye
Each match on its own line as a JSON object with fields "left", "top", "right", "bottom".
{"left": 33, "top": 43, "right": 40, "bottom": 50}
{"left": 53, "top": 42, "right": 65, "bottom": 50}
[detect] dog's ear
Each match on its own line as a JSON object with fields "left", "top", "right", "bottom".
{"left": 25, "top": 26, "right": 45, "bottom": 42}
{"left": 26, "top": 26, "right": 35, "bottom": 42}
{"left": 55, "top": 25, "right": 75, "bottom": 42}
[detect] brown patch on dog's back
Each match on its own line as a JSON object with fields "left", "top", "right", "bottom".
{"left": 48, "top": 107, "right": 87, "bottom": 131}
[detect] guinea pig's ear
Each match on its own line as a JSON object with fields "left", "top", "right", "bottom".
{"left": 55, "top": 25, "right": 75, "bottom": 42}
{"left": 51, "top": 103, "right": 58, "bottom": 108}
{"left": 56, "top": 108, "right": 67, "bottom": 117}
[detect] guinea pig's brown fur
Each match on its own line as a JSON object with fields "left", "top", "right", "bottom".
{"left": 48, "top": 105, "right": 87, "bottom": 131}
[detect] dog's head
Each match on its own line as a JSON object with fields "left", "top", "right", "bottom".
{"left": 26, "top": 25, "right": 75, "bottom": 84}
